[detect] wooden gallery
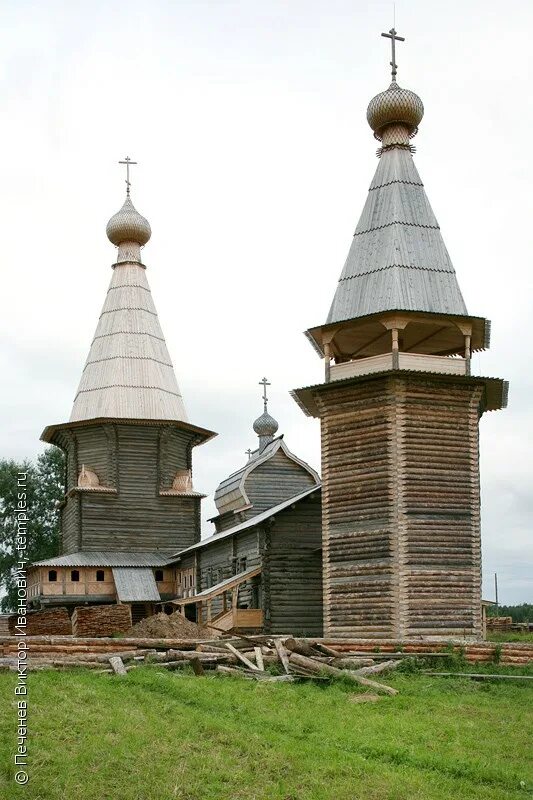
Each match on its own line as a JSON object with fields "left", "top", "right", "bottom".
{"left": 27, "top": 38, "right": 507, "bottom": 640}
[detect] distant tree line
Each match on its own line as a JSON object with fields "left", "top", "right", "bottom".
{"left": 487, "top": 603, "right": 533, "bottom": 622}
{"left": 0, "top": 447, "right": 64, "bottom": 611}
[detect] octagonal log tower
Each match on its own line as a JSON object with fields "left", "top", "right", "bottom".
{"left": 292, "top": 31, "right": 508, "bottom": 640}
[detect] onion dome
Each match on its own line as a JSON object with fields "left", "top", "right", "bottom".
{"left": 253, "top": 410, "right": 279, "bottom": 439}
{"left": 367, "top": 81, "right": 424, "bottom": 141}
{"left": 106, "top": 193, "right": 151, "bottom": 246}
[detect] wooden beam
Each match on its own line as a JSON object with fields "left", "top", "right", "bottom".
{"left": 224, "top": 643, "right": 260, "bottom": 671}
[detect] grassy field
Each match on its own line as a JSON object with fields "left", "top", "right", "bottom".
{"left": 0, "top": 664, "right": 531, "bottom": 800}
{"left": 487, "top": 631, "right": 533, "bottom": 642}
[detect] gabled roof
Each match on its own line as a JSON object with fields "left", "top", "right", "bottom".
{"left": 212, "top": 436, "right": 320, "bottom": 518}
{"left": 326, "top": 146, "right": 468, "bottom": 324}
{"left": 113, "top": 567, "right": 161, "bottom": 602}
{"left": 170, "top": 484, "right": 322, "bottom": 560}
{"left": 70, "top": 262, "right": 188, "bottom": 422}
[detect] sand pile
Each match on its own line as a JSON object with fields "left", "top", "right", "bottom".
{"left": 127, "top": 611, "right": 216, "bottom": 640}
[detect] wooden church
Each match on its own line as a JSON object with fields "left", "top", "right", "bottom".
{"left": 27, "top": 31, "right": 507, "bottom": 639}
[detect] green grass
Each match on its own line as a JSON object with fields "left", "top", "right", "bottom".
{"left": 0, "top": 666, "right": 532, "bottom": 800}
{"left": 487, "top": 632, "right": 533, "bottom": 642}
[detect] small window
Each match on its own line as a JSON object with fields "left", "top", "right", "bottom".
{"left": 155, "top": 569, "right": 164, "bottom": 582}
{"left": 48, "top": 570, "right": 57, "bottom": 582}
{"left": 71, "top": 570, "right": 80, "bottom": 582}
{"left": 96, "top": 570, "right": 105, "bottom": 582}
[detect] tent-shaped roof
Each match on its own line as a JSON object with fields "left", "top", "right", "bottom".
{"left": 69, "top": 192, "right": 188, "bottom": 423}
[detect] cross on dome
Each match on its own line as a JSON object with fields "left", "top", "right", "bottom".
{"left": 381, "top": 27, "right": 405, "bottom": 81}
{"left": 119, "top": 156, "right": 138, "bottom": 195}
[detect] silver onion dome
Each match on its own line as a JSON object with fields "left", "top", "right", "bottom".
{"left": 367, "top": 81, "right": 424, "bottom": 140}
{"left": 253, "top": 411, "right": 279, "bottom": 438}
{"left": 106, "top": 193, "right": 152, "bottom": 247}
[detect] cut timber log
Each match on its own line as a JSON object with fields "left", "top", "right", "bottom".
{"left": 331, "top": 657, "right": 375, "bottom": 670}
{"left": 189, "top": 657, "right": 205, "bottom": 677}
{"left": 254, "top": 647, "right": 265, "bottom": 672}
{"left": 108, "top": 657, "right": 127, "bottom": 676}
{"left": 314, "top": 643, "right": 342, "bottom": 658}
{"left": 273, "top": 639, "right": 291, "bottom": 674}
{"left": 288, "top": 653, "right": 398, "bottom": 696}
{"left": 354, "top": 660, "right": 403, "bottom": 676}
{"left": 283, "top": 638, "right": 321, "bottom": 657}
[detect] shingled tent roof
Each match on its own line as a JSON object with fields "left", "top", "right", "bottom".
{"left": 69, "top": 191, "right": 188, "bottom": 423}
{"left": 326, "top": 101, "right": 468, "bottom": 325}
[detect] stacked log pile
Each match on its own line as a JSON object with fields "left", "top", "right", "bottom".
{"left": 8, "top": 607, "right": 72, "bottom": 636}
{"left": 72, "top": 604, "right": 132, "bottom": 637}
{"left": 0, "top": 636, "right": 531, "bottom": 676}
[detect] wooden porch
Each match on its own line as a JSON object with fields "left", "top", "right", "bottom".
{"left": 171, "top": 566, "right": 263, "bottom": 633}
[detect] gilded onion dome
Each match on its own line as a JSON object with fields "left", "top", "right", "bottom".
{"left": 367, "top": 81, "right": 424, "bottom": 140}
{"left": 106, "top": 193, "right": 152, "bottom": 247}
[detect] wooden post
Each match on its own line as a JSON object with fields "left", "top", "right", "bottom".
{"left": 392, "top": 328, "right": 399, "bottom": 369}
{"left": 464, "top": 334, "right": 471, "bottom": 375}
{"left": 324, "top": 342, "right": 331, "bottom": 383}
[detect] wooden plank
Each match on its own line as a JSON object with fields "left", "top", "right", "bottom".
{"left": 224, "top": 643, "right": 260, "bottom": 671}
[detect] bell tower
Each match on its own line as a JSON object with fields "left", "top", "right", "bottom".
{"left": 43, "top": 162, "right": 216, "bottom": 556}
{"left": 292, "top": 32, "right": 508, "bottom": 639}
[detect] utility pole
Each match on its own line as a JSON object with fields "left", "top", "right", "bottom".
{"left": 494, "top": 572, "right": 499, "bottom": 617}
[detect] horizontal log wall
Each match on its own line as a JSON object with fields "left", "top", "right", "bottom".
{"left": 59, "top": 423, "right": 201, "bottom": 554}
{"left": 316, "top": 375, "right": 484, "bottom": 639}
{"left": 263, "top": 494, "right": 323, "bottom": 637}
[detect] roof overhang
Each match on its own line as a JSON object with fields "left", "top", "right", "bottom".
{"left": 41, "top": 417, "right": 217, "bottom": 447}
{"left": 305, "top": 310, "right": 490, "bottom": 360}
{"left": 292, "top": 370, "right": 508, "bottom": 418}
{"left": 167, "top": 484, "right": 322, "bottom": 563}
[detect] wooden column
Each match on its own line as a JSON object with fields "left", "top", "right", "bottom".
{"left": 391, "top": 328, "right": 399, "bottom": 369}
{"left": 464, "top": 334, "right": 471, "bottom": 375}
{"left": 324, "top": 342, "right": 331, "bottom": 383}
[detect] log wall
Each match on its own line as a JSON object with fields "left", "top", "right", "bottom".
{"left": 263, "top": 492, "right": 323, "bottom": 637}
{"left": 56, "top": 422, "right": 201, "bottom": 555}
{"left": 316, "top": 374, "right": 484, "bottom": 639}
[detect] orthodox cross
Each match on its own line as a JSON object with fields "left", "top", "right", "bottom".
{"left": 381, "top": 27, "right": 405, "bottom": 81}
{"left": 119, "top": 156, "right": 137, "bottom": 194}
{"left": 245, "top": 448, "right": 253, "bottom": 459}
{"left": 259, "top": 377, "right": 270, "bottom": 411}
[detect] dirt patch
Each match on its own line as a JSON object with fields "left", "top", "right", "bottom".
{"left": 348, "top": 693, "right": 381, "bottom": 703}
{"left": 126, "top": 611, "right": 217, "bottom": 640}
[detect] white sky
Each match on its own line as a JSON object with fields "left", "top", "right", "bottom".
{"left": 1, "top": 0, "right": 531, "bottom": 605}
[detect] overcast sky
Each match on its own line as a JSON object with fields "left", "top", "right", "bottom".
{"left": 1, "top": 0, "right": 531, "bottom": 604}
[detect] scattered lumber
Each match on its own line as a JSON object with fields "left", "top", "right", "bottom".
{"left": 108, "top": 656, "right": 127, "bottom": 676}
{"left": 288, "top": 653, "right": 398, "bottom": 696}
